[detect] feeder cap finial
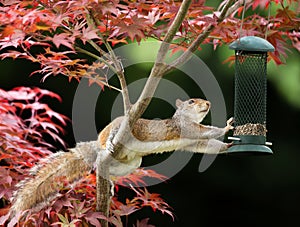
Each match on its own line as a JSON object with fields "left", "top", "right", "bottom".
{"left": 229, "top": 36, "right": 275, "bottom": 52}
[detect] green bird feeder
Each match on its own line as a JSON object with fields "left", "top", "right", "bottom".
{"left": 227, "top": 36, "right": 275, "bottom": 155}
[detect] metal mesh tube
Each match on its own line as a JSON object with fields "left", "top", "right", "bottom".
{"left": 233, "top": 51, "right": 267, "bottom": 136}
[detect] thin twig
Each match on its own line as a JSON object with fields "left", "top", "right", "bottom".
{"left": 265, "top": 1, "right": 272, "bottom": 39}
{"left": 75, "top": 47, "right": 124, "bottom": 92}
{"left": 87, "top": 39, "right": 111, "bottom": 59}
{"left": 155, "top": 0, "right": 193, "bottom": 64}
{"left": 101, "top": 82, "right": 122, "bottom": 92}
{"left": 83, "top": 75, "right": 122, "bottom": 92}
{"left": 75, "top": 46, "right": 118, "bottom": 74}
{"left": 86, "top": 10, "right": 131, "bottom": 113}
{"left": 239, "top": 0, "right": 246, "bottom": 40}
{"left": 223, "top": 0, "right": 252, "bottom": 18}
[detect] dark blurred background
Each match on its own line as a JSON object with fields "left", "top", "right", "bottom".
{"left": 1, "top": 42, "right": 300, "bottom": 227}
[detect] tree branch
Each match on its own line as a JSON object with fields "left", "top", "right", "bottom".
{"left": 95, "top": 3, "right": 194, "bottom": 221}
{"left": 86, "top": 10, "right": 131, "bottom": 113}
{"left": 111, "top": 0, "right": 193, "bottom": 160}
{"left": 165, "top": 0, "right": 236, "bottom": 72}
{"left": 96, "top": 158, "right": 110, "bottom": 227}
{"left": 155, "top": 0, "right": 193, "bottom": 64}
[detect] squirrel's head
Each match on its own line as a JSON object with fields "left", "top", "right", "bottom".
{"left": 175, "top": 98, "right": 210, "bottom": 123}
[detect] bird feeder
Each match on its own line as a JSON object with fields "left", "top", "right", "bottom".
{"left": 227, "top": 36, "right": 274, "bottom": 154}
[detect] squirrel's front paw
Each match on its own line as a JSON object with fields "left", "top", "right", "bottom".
{"left": 225, "top": 117, "right": 234, "bottom": 131}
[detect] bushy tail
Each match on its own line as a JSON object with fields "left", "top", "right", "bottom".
{"left": 10, "top": 141, "right": 99, "bottom": 217}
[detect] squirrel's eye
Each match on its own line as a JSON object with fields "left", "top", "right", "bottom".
{"left": 188, "top": 99, "right": 194, "bottom": 104}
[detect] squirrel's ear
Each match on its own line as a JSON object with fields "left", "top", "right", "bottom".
{"left": 176, "top": 99, "right": 183, "bottom": 108}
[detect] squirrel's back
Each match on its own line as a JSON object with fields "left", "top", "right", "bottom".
{"left": 99, "top": 98, "right": 210, "bottom": 149}
{"left": 99, "top": 117, "right": 181, "bottom": 149}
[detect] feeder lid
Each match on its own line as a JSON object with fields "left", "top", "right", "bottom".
{"left": 229, "top": 36, "right": 275, "bottom": 52}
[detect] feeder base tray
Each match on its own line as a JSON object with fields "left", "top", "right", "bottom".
{"left": 226, "top": 144, "right": 273, "bottom": 155}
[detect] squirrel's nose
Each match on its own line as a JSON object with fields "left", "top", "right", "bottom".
{"left": 206, "top": 101, "right": 211, "bottom": 108}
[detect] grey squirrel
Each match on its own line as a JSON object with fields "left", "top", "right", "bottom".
{"left": 10, "top": 98, "right": 233, "bottom": 216}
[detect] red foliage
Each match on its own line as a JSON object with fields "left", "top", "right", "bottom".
{"left": 0, "top": 87, "right": 173, "bottom": 226}
{"left": 0, "top": 0, "right": 299, "bottom": 87}
{"left": 115, "top": 168, "right": 167, "bottom": 187}
{"left": 0, "top": 87, "right": 67, "bottom": 224}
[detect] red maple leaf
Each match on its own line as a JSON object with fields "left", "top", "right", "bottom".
{"left": 51, "top": 33, "right": 75, "bottom": 49}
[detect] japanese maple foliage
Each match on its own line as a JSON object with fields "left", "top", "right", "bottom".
{"left": 0, "top": 87, "right": 173, "bottom": 226}
{"left": 0, "top": 0, "right": 299, "bottom": 88}
{"left": 0, "top": 87, "right": 67, "bottom": 224}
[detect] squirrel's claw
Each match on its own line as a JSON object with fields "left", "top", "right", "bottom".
{"left": 225, "top": 117, "right": 234, "bottom": 131}
{"left": 227, "top": 117, "right": 234, "bottom": 125}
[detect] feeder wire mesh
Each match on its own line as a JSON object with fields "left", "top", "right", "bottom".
{"left": 233, "top": 51, "right": 267, "bottom": 137}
